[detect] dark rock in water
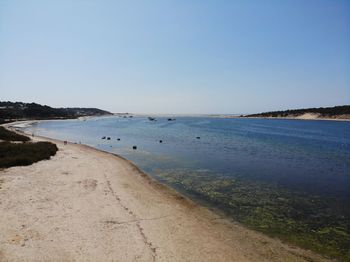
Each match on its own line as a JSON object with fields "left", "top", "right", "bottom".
{"left": 159, "top": 140, "right": 163, "bottom": 143}
{"left": 117, "top": 138, "right": 120, "bottom": 141}
{"left": 133, "top": 146, "right": 137, "bottom": 150}
{"left": 102, "top": 136, "right": 106, "bottom": 139}
{"left": 167, "top": 118, "right": 176, "bottom": 121}
{"left": 148, "top": 117, "right": 156, "bottom": 121}
{"left": 196, "top": 136, "right": 200, "bottom": 139}
{"left": 107, "top": 137, "right": 111, "bottom": 140}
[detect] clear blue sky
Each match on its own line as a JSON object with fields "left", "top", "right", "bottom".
{"left": 0, "top": 0, "right": 349, "bottom": 114}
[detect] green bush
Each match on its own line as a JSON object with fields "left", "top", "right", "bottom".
{"left": 0, "top": 142, "right": 58, "bottom": 168}
{"left": 0, "top": 126, "right": 30, "bottom": 142}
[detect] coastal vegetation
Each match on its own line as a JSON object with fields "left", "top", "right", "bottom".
{"left": 0, "top": 101, "right": 112, "bottom": 122}
{"left": 0, "top": 126, "right": 30, "bottom": 142}
{"left": 245, "top": 105, "right": 350, "bottom": 119}
{"left": 0, "top": 127, "right": 58, "bottom": 168}
{"left": 158, "top": 170, "right": 350, "bottom": 261}
{"left": 0, "top": 142, "right": 58, "bottom": 168}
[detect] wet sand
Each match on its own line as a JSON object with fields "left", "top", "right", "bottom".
{"left": 0, "top": 135, "right": 329, "bottom": 262}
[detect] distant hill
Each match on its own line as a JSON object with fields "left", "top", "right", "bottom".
{"left": 0, "top": 101, "right": 112, "bottom": 123}
{"left": 244, "top": 105, "right": 350, "bottom": 120}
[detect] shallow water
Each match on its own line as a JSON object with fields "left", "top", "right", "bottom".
{"left": 25, "top": 116, "right": 350, "bottom": 259}
{"left": 25, "top": 116, "right": 350, "bottom": 198}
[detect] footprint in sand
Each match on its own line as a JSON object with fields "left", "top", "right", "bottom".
{"left": 7, "top": 228, "right": 40, "bottom": 246}
{"left": 78, "top": 179, "right": 98, "bottom": 191}
{"left": 7, "top": 234, "right": 24, "bottom": 245}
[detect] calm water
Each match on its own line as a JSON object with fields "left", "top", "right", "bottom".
{"left": 25, "top": 116, "right": 350, "bottom": 200}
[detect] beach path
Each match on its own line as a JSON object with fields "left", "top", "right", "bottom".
{"left": 0, "top": 137, "right": 327, "bottom": 262}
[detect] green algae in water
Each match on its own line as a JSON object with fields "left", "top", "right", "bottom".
{"left": 156, "top": 169, "right": 350, "bottom": 261}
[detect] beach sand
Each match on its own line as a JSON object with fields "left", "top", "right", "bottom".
{"left": 243, "top": 113, "right": 350, "bottom": 121}
{"left": 0, "top": 135, "right": 329, "bottom": 262}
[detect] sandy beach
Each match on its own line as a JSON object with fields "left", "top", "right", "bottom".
{"left": 242, "top": 113, "right": 350, "bottom": 121}
{"left": 0, "top": 134, "right": 329, "bottom": 262}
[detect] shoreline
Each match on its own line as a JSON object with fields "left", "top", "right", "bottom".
{"left": 1, "top": 123, "right": 329, "bottom": 261}
{"left": 243, "top": 117, "right": 350, "bottom": 122}
{"left": 5, "top": 114, "right": 350, "bottom": 123}
{"left": 241, "top": 115, "right": 350, "bottom": 122}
